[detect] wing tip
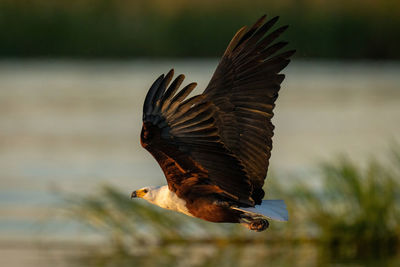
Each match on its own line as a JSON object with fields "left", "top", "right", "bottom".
{"left": 256, "top": 14, "right": 267, "bottom": 25}
{"left": 167, "top": 68, "right": 174, "bottom": 77}
{"left": 143, "top": 73, "right": 165, "bottom": 115}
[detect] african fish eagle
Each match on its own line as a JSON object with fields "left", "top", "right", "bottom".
{"left": 131, "top": 15, "right": 294, "bottom": 231}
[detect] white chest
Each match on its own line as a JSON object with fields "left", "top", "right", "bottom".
{"left": 146, "top": 186, "right": 193, "bottom": 217}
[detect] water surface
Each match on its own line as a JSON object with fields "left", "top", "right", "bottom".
{"left": 0, "top": 60, "right": 399, "bottom": 243}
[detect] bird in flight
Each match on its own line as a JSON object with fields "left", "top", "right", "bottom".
{"left": 131, "top": 15, "right": 295, "bottom": 231}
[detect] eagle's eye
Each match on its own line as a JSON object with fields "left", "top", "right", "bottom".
{"left": 143, "top": 189, "right": 149, "bottom": 193}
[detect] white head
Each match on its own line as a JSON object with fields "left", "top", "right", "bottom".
{"left": 130, "top": 185, "right": 193, "bottom": 217}
{"left": 130, "top": 186, "right": 162, "bottom": 204}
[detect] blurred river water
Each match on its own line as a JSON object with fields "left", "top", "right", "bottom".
{"left": 0, "top": 60, "right": 399, "bottom": 247}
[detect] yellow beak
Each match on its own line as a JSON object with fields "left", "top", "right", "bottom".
{"left": 131, "top": 189, "right": 147, "bottom": 199}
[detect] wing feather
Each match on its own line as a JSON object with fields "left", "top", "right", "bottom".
{"left": 140, "top": 15, "right": 294, "bottom": 206}
{"left": 142, "top": 73, "right": 253, "bottom": 206}
{"left": 203, "top": 15, "right": 295, "bottom": 203}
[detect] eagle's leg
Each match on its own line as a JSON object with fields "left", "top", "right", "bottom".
{"left": 239, "top": 214, "right": 269, "bottom": 232}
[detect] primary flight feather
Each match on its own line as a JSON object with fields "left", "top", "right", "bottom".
{"left": 131, "top": 15, "right": 295, "bottom": 231}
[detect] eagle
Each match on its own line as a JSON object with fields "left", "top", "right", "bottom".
{"left": 131, "top": 15, "right": 295, "bottom": 231}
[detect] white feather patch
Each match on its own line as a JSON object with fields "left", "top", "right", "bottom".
{"left": 232, "top": 200, "right": 289, "bottom": 222}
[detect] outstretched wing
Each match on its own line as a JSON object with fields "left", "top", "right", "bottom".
{"left": 141, "top": 69, "right": 254, "bottom": 206}
{"left": 203, "top": 15, "right": 295, "bottom": 202}
{"left": 141, "top": 15, "right": 294, "bottom": 206}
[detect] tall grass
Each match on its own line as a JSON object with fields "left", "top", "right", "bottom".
{"left": 288, "top": 157, "right": 400, "bottom": 260}
{"left": 64, "top": 149, "right": 400, "bottom": 266}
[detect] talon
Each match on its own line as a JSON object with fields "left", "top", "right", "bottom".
{"left": 250, "top": 219, "right": 269, "bottom": 232}
{"left": 241, "top": 218, "right": 269, "bottom": 232}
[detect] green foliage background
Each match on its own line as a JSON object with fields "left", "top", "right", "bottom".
{"left": 2, "top": 0, "right": 400, "bottom": 59}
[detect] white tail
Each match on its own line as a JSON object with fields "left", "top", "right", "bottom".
{"left": 232, "top": 200, "right": 289, "bottom": 222}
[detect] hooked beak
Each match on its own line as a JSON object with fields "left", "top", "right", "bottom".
{"left": 131, "top": 189, "right": 147, "bottom": 199}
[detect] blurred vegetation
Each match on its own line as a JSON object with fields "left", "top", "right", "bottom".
{"left": 287, "top": 160, "right": 400, "bottom": 261}
{"left": 64, "top": 148, "right": 400, "bottom": 266}
{"left": 1, "top": 0, "right": 400, "bottom": 59}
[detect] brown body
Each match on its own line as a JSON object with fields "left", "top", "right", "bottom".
{"left": 186, "top": 198, "right": 242, "bottom": 223}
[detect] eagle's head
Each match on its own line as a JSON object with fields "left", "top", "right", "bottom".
{"left": 130, "top": 187, "right": 148, "bottom": 198}
{"left": 131, "top": 186, "right": 161, "bottom": 202}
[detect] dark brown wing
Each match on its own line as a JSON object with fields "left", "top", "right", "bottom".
{"left": 141, "top": 69, "right": 254, "bottom": 206}
{"left": 203, "top": 15, "right": 295, "bottom": 202}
